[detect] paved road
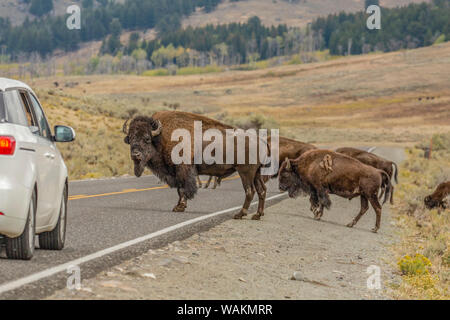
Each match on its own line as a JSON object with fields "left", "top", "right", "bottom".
{"left": 0, "top": 172, "right": 285, "bottom": 299}
{"left": 0, "top": 146, "right": 403, "bottom": 299}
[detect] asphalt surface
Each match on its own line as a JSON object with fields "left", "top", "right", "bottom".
{"left": 0, "top": 146, "right": 404, "bottom": 299}
{"left": 0, "top": 172, "right": 286, "bottom": 299}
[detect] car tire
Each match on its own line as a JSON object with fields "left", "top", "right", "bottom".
{"left": 39, "top": 184, "right": 67, "bottom": 250}
{"left": 5, "top": 189, "right": 36, "bottom": 260}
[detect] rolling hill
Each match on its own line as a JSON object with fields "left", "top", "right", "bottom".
{"left": 1, "top": 0, "right": 430, "bottom": 27}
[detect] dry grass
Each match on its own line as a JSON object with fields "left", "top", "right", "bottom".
{"left": 388, "top": 135, "right": 450, "bottom": 299}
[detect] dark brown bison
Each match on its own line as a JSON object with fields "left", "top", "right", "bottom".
{"left": 336, "top": 147, "right": 398, "bottom": 204}
{"left": 278, "top": 149, "right": 392, "bottom": 233}
{"left": 424, "top": 181, "right": 449, "bottom": 212}
{"left": 123, "top": 111, "right": 270, "bottom": 220}
{"left": 276, "top": 137, "right": 316, "bottom": 173}
{"left": 203, "top": 137, "right": 316, "bottom": 187}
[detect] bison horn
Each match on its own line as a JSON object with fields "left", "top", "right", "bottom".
{"left": 151, "top": 120, "right": 162, "bottom": 136}
{"left": 122, "top": 118, "right": 130, "bottom": 135}
{"left": 285, "top": 157, "right": 291, "bottom": 170}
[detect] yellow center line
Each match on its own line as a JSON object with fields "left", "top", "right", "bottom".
{"left": 68, "top": 175, "right": 240, "bottom": 201}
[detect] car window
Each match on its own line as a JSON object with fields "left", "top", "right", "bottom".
{"left": 19, "top": 91, "right": 37, "bottom": 127}
{"left": 27, "top": 93, "right": 52, "bottom": 140}
{"left": 0, "top": 90, "right": 28, "bottom": 126}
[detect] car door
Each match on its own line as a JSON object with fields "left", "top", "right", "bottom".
{"left": 21, "top": 91, "right": 60, "bottom": 226}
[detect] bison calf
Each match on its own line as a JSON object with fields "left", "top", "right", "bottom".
{"left": 278, "top": 150, "right": 392, "bottom": 233}
{"left": 424, "top": 181, "right": 450, "bottom": 212}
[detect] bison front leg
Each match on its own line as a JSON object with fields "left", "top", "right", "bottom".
{"left": 173, "top": 165, "right": 198, "bottom": 213}
{"left": 347, "top": 196, "right": 369, "bottom": 228}
{"left": 173, "top": 187, "right": 188, "bottom": 212}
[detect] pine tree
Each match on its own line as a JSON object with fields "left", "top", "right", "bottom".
{"left": 29, "top": 0, "right": 53, "bottom": 17}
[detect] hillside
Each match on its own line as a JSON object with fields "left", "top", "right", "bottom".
{"left": 184, "top": 0, "right": 431, "bottom": 28}
{"left": 1, "top": 0, "right": 430, "bottom": 27}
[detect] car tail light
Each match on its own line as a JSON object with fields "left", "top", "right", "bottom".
{"left": 0, "top": 136, "right": 16, "bottom": 155}
{"left": 0, "top": 212, "right": 4, "bottom": 216}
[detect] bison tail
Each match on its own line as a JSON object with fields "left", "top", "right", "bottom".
{"left": 380, "top": 171, "right": 392, "bottom": 205}
{"left": 392, "top": 162, "right": 398, "bottom": 184}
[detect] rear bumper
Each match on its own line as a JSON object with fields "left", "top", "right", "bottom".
{"left": 0, "top": 181, "right": 31, "bottom": 238}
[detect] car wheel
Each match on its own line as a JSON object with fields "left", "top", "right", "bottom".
{"left": 39, "top": 185, "right": 67, "bottom": 250}
{"left": 6, "top": 189, "right": 36, "bottom": 260}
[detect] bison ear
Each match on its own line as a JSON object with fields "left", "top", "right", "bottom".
{"left": 124, "top": 136, "right": 130, "bottom": 144}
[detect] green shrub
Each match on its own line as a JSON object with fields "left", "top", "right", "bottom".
{"left": 142, "top": 69, "right": 170, "bottom": 76}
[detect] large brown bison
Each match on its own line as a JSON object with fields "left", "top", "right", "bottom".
{"left": 202, "top": 136, "right": 316, "bottom": 188}
{"left": 278, "top": 149, "right": 392, "bottom": 233}
{"left": 336, "top": 147, "right": 398, "bottom": 204}
{"left": 424, "top": 181, "right": 449, "bottom": 212}
{"left": 122, "top": 111, "right": 271, "bottom": 220}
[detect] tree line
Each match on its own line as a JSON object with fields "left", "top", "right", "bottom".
{"left": 1, "top": 0, "right": 449, "bottom": 69}
{"left": 0, "top": 0, "right": 222, "bottom": 58}
{"left": 312, "top": 0, "right": 450, "bottom": 55}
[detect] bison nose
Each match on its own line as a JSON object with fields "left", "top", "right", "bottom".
{"left": 131, "top": 151, "right": 142, "bottom": 160}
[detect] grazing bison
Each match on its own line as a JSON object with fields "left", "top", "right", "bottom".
{"left": 424, "top": 181, "right": 450, "bottom": 212}
{"left": 336, "top": 147, "right": 398, "bottom": 204}
{"left": 123, "top": 111, "right": 270, "bottom": 220}
{"left": 278, "top": 149, "right": 392, "bottom": 233}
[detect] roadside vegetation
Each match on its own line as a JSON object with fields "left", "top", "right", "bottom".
{"left": 389, "top": 133, "right": 450, "bottom": 299}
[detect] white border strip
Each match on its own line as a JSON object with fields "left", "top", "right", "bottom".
{"left": 367, "top": 146, "right": 377, "bottom": 153}
{"left": 0, "top": 193, "right": 286, "bottom": 295}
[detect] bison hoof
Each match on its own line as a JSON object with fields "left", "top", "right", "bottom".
{"left": 371, "top": 227, "right": 379, "bottom": 233}
{"left": 172, "top": 205, "right": 186, "bottom": 212}
{"left": 251, "top": 214, "right": 261, "bottom": 220}
{"left": 234, "top": 210, "right": 248, "bottom": 219}
{"left": 346, "top": 222, "right": 354, "bottom": 228}
{"left": 313, "top": 215, "right": 321, "bottom": 221}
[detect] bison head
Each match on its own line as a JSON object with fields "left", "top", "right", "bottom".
{"left": 424, "top": 195, "right": 442, "bottom": 210}
{"left": 123, "top": 116, "right": 162, "bottom": 177}
{"left": 278, "top": 157, "right": 302, "bottom": 198}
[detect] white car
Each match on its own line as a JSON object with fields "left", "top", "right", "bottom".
{"left": 0, "top": 78, "right": 75, "bottom": 260}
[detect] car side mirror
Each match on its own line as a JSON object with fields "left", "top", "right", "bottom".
{"left": 54, "top": 125, "right": 75, "bottom": 142}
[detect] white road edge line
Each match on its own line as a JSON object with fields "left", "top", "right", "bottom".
{"left": 367, "top": 146, "right": 377, "bottom": 153}
{"left": 0, "top": 193, "right": 287, "bottom": 295}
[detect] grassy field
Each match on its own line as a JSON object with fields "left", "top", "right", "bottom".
{"left": 388, "top": 134, "right": 449, "bottom": 299}
{"left": 26, "top": 42, "right": 450, "bottom": 180}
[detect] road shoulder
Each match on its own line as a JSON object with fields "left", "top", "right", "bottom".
{"left": 47, "top": 195, "right": 399, "bottom": 300}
